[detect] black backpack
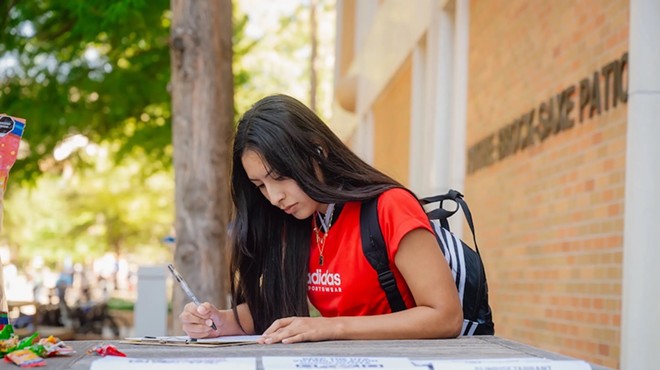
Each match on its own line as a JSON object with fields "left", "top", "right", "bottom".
{"left": 360, "top": 189, "right": 494, "bottom": 336}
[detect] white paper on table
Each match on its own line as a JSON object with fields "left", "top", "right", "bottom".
{"left": 90, "top": 356, "right": 256, "bottom": 370}
{"left": 123, "top": 334, "right": 262, "bottom": 344}
{"left": 418, "top": 357, "right": 592, "bottom": 370}
{"left": 262, "top": 356, "right": 422, "bottom": 369}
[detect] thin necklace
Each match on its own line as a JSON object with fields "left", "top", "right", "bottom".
{"left": 313, "top": 204, "right": 335, "bottom": 266}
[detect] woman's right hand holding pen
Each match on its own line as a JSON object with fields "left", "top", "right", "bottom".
{"left": 180, "top": 302, "right": 223, "bottom": 338}
{"left": 180, "top": 302, "right": 255, "bottom": 338}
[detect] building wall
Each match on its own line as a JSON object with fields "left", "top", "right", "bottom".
{"left": 332, "top": 0, "right": 633, "bottom": 368}
{"left": 372, "top": 56, "right": 413, "bottom": 186}
{"left": 465, "top": 1, "right": 629, "bottom": 368}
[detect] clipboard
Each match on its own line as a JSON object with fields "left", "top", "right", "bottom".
{"left": 121, "top": 335, "right": 261, "bottom": 348}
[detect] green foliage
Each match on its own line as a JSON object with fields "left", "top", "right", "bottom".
{"left": 0, "top": 0, "right": 172, "bottom": 184}
{"left": 0, "top": 0, "right": 334, "bottom": 266}
{"left": 234, "top": 0, "right": 335, "bottom": 119}
{"left": 0, "top": 1, "right": 257, "bottom": 185}
{"left": 0, "top": 0, "right": 175, "bottom": 265}
{"left": 3, "top": 143, "right": 175, "bottom": 265}
{"left": 107, "top": 296, "right": 135, "bottom": 311}
{"left": 0, "top": 1, "right": 257, "bottom": 264}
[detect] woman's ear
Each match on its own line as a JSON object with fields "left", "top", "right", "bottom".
{"left": 312, "top": 146, "right": 326, "bottom": 181}
{"left": 315, "top": 145, "right": 326, "bottom": 165}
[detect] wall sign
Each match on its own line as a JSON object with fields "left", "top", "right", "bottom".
{"left": 467, "top": 52, "right": 628, "bottom": 174}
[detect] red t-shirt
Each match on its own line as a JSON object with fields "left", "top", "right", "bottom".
{"left": 307, "top": 188, "right": 434, "bottom": 316}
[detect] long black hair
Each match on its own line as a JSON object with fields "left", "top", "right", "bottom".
{"left": 230, "top": 94, "right": 403, "bottom": 333}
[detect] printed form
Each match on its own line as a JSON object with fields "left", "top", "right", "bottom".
{"left": 262, "top": 356, "right": 422, "bottom": 369}
{"left": 414, "top": 357, "right": 592, "bottom": 370}
{"left": 90, "top": 356, "right": 255, "bottom": 370}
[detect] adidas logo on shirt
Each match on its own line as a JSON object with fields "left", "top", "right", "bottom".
{"left": 307, "top": 269, "right": 342, "bottom": 292}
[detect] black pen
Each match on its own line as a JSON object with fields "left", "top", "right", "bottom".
{"left": 167, "top": 263, "right": 218, "bottom": 331}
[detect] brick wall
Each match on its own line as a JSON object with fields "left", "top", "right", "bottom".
{"left": 466, "top": 1, "right": 629, "bottom": 368}
{"left": 372, "top": 56, "right": 413, "bottom": 186}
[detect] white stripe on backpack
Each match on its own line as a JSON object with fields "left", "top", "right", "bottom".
{"left": 434, "top": 221, "right": 467, "bottom": 304}
{"left": 462, "top": 320, "right": 478, "bottom": 336}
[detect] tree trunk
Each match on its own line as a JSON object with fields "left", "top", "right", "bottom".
{"left": 170, "top": 0, "right": 234, "bottom": 334}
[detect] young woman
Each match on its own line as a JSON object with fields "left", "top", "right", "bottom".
{"left": 179, "top": 94, "right": 463, "bottom": 344}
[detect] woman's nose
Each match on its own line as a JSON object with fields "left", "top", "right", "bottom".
{"left": 265, "top": 183, "right": 285, "bottom": 207}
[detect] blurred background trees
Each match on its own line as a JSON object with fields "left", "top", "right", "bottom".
{"left": 0, "top": 0, "right": 175, "bottom": 267}
{"left": 0, "top": 0, "right": 335, "bottom": 302}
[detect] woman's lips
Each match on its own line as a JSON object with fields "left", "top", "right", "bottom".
{"left": 283, "top": 203, "right": 297, "bottom": 214}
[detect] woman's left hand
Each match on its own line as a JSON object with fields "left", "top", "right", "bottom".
{"left": 259, "top": 316, "right": 339, "bottom": 344}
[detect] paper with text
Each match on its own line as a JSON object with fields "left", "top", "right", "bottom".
{"left": 262, "top": 356, "right": 421, "bottom": 369}
{"left": 124, "top": 334, "right": 262, "bottom": 344}
{"left": 420, "top": 357, "right": 592, "bottom": 370}
{"left": 90, "top": 356, "right": 255, "bottom": 370}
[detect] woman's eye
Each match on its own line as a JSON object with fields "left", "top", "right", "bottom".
{"left": 269, "top": 172, "right": 287, "bottom": 181}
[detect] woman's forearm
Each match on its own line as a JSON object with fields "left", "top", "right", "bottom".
{"left": 332, "top": 305, "right": 462, "bottom": 340}
{"left": 220, "top": 302, "right": 257, "bottom": 335}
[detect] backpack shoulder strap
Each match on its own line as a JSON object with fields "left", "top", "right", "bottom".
{"left": 448, "top": 189, "right": 481, "bottom": 255}
{"left": 359, "top": 196, "right": 407, "bottom": 312}
{"left": 421, "top": 189, "right": 481, "bottom": 255}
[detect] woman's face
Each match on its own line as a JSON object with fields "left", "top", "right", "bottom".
{"left": 242, "top": 149, "right": 327, "bottom": 219}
